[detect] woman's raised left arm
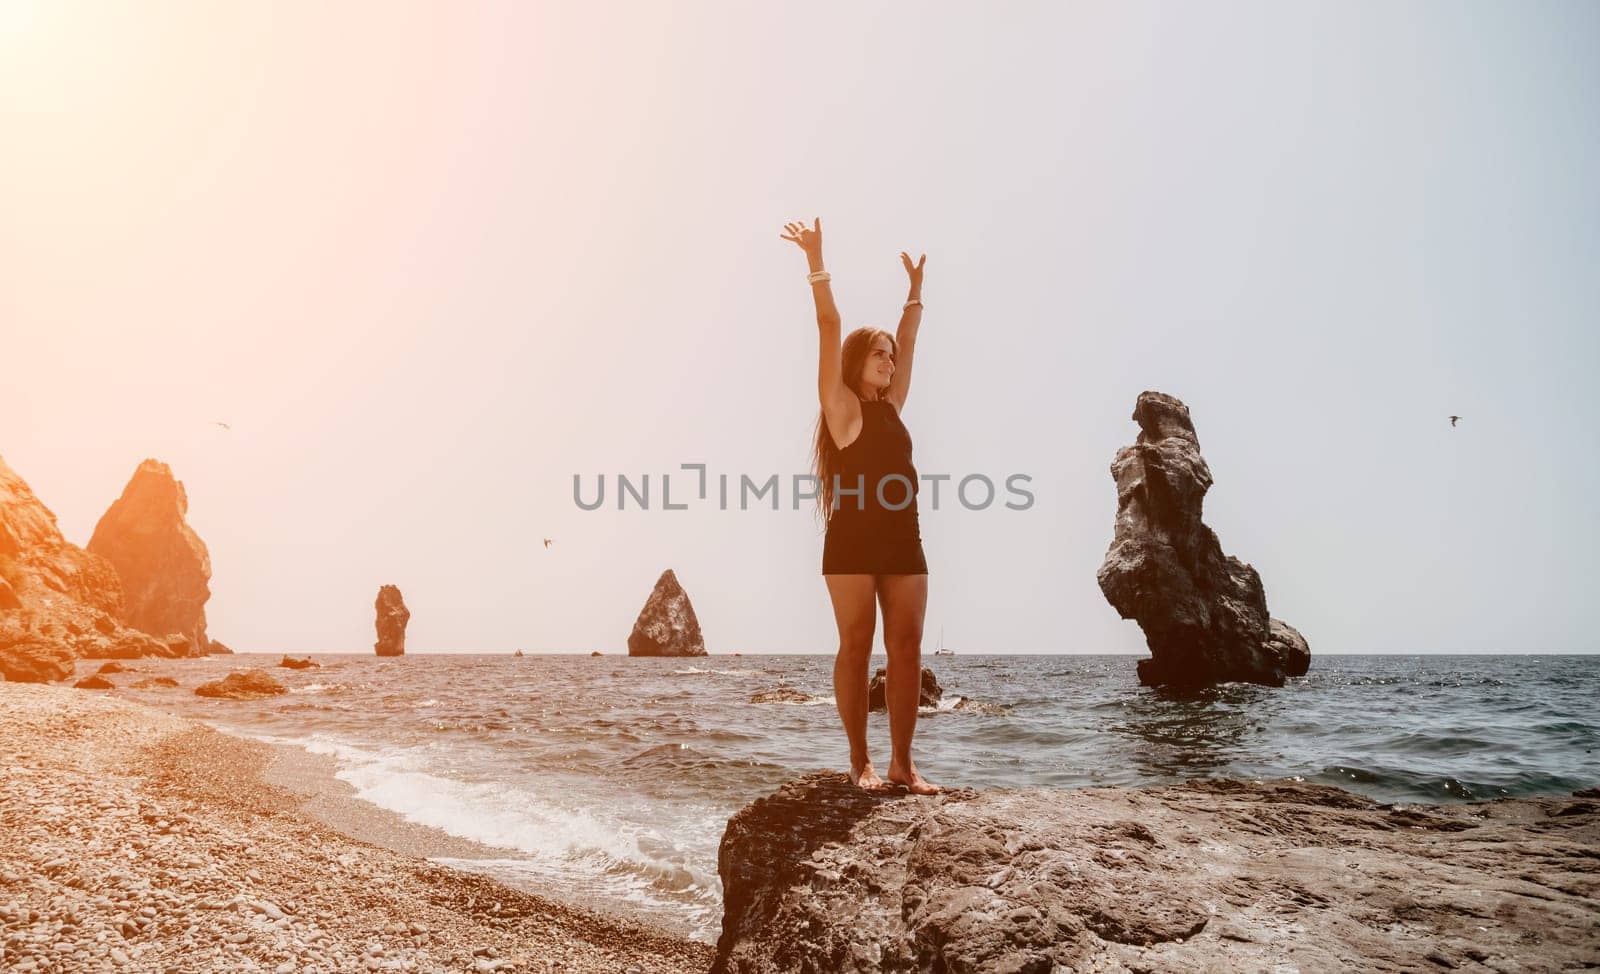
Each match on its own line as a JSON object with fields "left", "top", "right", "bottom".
{"left": 885, "top": 251, "right": 924, "bottom": 412}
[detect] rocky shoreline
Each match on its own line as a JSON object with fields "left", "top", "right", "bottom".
{"left": 712, "top": 772, "right": 1600, "bottom": 973}
{"left": 0, "top": 683, "right": 714, "bottom": 974}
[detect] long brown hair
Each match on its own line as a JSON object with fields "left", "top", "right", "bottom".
{"left": 811, "top": 327, "right": 897, "bottom": 528}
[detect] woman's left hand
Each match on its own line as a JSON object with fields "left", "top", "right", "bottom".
{"left": 900, "top": 251, "right": 926, "bottom": 292}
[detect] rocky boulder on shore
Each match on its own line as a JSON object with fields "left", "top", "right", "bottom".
{"left": 374, "top": 584, "right": 410, "bottom": 656}
{"left": 627, "top": 569, "right": 708, "bottom": 657}
{"left": 712, "top": 771, "right": 1600, "bottom": 973}
{"left": 87, "top": 459, "right": 213, "bottom": 656}
{"left": 1097, "top": 392, "right": 1311, "bottom": 688}
{"left": 0, "top": 454, "right": 177, "bottom": 682}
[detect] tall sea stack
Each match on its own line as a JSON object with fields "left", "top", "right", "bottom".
{"left": 627, "top": 569, "right": 708, "bottom": 657}
{"left": 1096, "top": 391, "right": 1311, "bottom": 688}
{"left": 374, "top": 584, "right": 410, "bottom": 656}
{"left": 87, "top": 460, "right": 213, "bottom": 656}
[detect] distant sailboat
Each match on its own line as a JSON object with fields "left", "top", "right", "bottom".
{"left": 934, "top": 625, "right": 955, "bottom": 656}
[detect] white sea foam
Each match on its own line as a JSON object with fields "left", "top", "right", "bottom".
{"left": 238, "top": 732, "right": 721, "bottom": 935}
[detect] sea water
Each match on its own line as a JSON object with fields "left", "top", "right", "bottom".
{"left": 99, "top": 653, "right": 1600, "bottom": 942}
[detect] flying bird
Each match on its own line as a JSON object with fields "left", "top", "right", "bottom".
{"left": 1448, "top": 415, "right": 1461, "bottom": 428}
{"left": 215, "top": 421, "right": 231, "bottom": 431}
{"left": 543, "top": 538, "right": 553, "bottom": 548}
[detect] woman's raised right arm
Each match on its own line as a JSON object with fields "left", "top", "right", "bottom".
{"left": 781, "top": 218, "right": 848, "bottom": 407}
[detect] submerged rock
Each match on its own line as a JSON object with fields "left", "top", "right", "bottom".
{"left": 279, "top": 655, "right": 319, "bottom": 669}
{"left": 131, "top": 676, "right": 180, "bottom": 689}
{"left": 73, "top": 675, "right": 115, "bottom": 690}
{"left": 712, "top": 772, "right": 1600, "bottom": 974}
{"left": 750, "top": 687, "right": 815, "bottom": 705}
{"left": 194, "top": 670, "right": 287, "bottom": 699}
{"left": 1097, "top": 392, "right": 1311, "bottom": 688}
{"left": 627, "top": 569, "right": 708, "bottom": 657}
{"left": 87, "top": 459, "right": 213, "bottom": 656}
{"left": 374, "top": 584, "right": 410, "bottom": 656}
{"left": 866, "top": 666, "right": 942, "bottom": 710}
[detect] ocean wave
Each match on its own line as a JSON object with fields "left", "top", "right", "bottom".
{"left": 613, "top": 742, "right": 783, "bottom": 775}
{"left": 287, "top": 735, "right": 724, "bottom": 925}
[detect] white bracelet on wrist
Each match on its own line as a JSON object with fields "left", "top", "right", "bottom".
{"left": 807, "top": 270, "right": 831, "bottom": 284}
{"left": 904, "top": 298, "right": 922, "bottom": 310}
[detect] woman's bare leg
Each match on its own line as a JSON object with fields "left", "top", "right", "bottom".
{"left": 825, "top": 573, "right": 884, "bottom": 790}
{"left": 877, "top": 572, "right": 939, "bottom": 794}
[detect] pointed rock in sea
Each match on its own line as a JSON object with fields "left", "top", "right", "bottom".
{"left": 1096, "top": 391, "right": 1311, "bottom": 688}
{"left": 627, "top": 569, "right": 708, "bottom": 657}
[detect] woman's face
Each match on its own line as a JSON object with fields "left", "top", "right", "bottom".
{"left": 863, "top": 335, "right": 895, "bottom": 393}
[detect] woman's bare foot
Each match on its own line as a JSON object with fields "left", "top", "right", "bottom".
{"left": 848, "top": 759, "right": 887, "bottom": 792}
{"left": 885, "top": 760, "right": 941, "bottom": 795}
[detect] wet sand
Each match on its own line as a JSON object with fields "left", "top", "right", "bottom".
{"left": 0, "top": 682, "right": 715, "bottom": 973}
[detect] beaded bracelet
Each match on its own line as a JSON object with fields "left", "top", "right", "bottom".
{"left": 806, "top": 270, "right": 832, "bottom": 284}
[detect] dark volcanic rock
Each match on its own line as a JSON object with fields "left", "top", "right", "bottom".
{"left": 627, "top": 569, "right": 708, "bottom": 657}
{"left": 279, "top": 655, "right": 319, "bottom": 669}
{"left": 96, "top": 661, "right": 137, "bottom": 675}
{"left": 1265, "top": 617, "right": 1310, "bottom": 677}
{"left": 374, "top": 584, "right": 410, "bottom": 657}
{"left": 712, "top": 772, "right": 1600, "bottom": 974}
{"left": 205, "top": 638, "right": 234, "bottom": 655}
{"left": 87, "top": 459, "right": 213, "bottom": 656}
{"left": 73, "top": 675, "right": 115, "bottom": 690}
{"left": 194, "top": 670, "right": 287, "bottom": 699}
{"left": 866, "top": 666, "right": 942, "bottom": 711}
{"left": 1097, "top": 392, "right": 1311, "bottom": 687}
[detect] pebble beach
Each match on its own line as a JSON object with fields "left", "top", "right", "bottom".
{"left": 0, "top": 683, "right": 715, "bottom": 974}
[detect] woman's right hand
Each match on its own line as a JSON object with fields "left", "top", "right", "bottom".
{"left": 780, "top": 217, "right": 824, "bottom": 260}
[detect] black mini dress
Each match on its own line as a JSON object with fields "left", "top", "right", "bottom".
{"left": 821, "top": 398, "right": 928, "bottom": 575}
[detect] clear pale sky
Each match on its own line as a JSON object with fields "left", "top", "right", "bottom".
{"left": 3, "top": 2, "right": 1595, "bottom": 654}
